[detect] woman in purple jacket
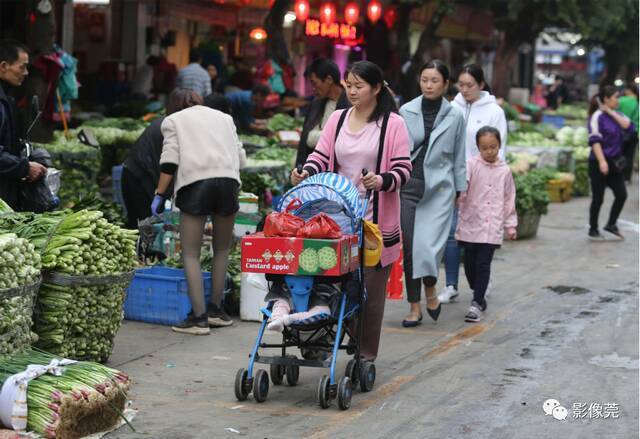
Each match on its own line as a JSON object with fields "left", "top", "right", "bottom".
{"left": 587, "top": 85, "right": 636, "bottom": 240}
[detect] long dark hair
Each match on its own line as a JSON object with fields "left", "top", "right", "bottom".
{"left": 458, "top": 64, "right": 492, "bottom": 93}
{"left": 588, "top": 85, "right": 617, "bottom": 117}
{"left": 345, "top": 61, "right": 398, "bottom": 123}
{"left": 419, "top": 59, "right": 450, "bottom": 83}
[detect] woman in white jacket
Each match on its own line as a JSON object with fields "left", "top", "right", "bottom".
{"left": 153, "top": 92, "right": 247, "bottom": 335}
{"left": 439, "top": 64, "right": 508, "bottom": 304}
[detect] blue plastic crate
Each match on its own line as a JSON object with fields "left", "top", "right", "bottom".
{"left": 124, "top": 266, "right": 212, "bottom": 325}
{"left": 112, "top": 165, "right": 127, "bottom": 216}
{"left": 542, "top": 114, "right": 566, "bottom": 129}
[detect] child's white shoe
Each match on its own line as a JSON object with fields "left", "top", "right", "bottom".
{"left": 267, "top": 319, "right": 285, "bottom": 332}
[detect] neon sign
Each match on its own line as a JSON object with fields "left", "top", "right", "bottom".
{"left": 305, "top": 18, "right": 357, "bottom": 41}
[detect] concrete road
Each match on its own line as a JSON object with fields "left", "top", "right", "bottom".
{"left": 106, "top": 180, "right": 639, "bottom": 439}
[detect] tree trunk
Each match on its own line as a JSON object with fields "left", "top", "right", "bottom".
{"left": 492, "top": 32, "right": 520, "bottom": 99}
{"left": 264, "top": 0, "right": 291, "bottom": 67}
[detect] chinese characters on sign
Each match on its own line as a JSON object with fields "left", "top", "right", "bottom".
{"left": 305, "top": 18, "right": 357, "bottom": 41}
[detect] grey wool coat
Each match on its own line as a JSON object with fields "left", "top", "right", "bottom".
{"left": 399, "top": 96, "right": 467, "bottom": 279}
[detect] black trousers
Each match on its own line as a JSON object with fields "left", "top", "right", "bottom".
{"left": 622, "top": 136, "right": 637, "bottom": 182}
{"left": 460, "top": 242, "right": 497, "bottom": 310}
{"left": 588, "top": 159, "right": 627, "bottom": 231}
{"left": 121, "top": 167, "right": 153, "bottom": 229}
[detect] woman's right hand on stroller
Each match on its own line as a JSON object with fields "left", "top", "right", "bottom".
{"left": 290, "top": 166, "right": 309, "bottom": 186}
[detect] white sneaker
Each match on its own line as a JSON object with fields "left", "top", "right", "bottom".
{"left": 438, "top": 285, "right": 459, "bottom": 304}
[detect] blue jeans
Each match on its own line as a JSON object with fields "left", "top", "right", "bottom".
{"left": 444, "top": 208, "right": 460, "bottom": 288}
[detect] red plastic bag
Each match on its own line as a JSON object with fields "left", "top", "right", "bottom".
{"left": 296, "top": 213, "right": 342, "bottom": 239}
{"left": 263, "top": 199, "right": 305, "bottom": 237}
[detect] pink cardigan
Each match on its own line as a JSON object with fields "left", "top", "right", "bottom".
{"left": 456, "top": 156, "right": 517, "bottom": 245}
{"left": 303, "top": 110, "right": 412, "bottom": 267}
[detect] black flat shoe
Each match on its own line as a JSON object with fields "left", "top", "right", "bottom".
{"left": 402, "top": 312, "right": 423, "bottom": 327}
{"left": 426, "top": 301, "right": 442, "bottom": 321}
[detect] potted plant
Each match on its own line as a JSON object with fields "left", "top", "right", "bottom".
{"left": 514, "top": 169, "right": 551, "bottom": 239}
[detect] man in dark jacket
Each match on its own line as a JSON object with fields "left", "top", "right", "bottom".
{"left": 295, "top": 58, "right": 350, "bottom": 167}
{"left": 0, "top": 40, "right": 46, "bottom": 210}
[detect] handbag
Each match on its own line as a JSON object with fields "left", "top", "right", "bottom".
{"left": 611, "top": 155, "right": 628, "bottom": 174}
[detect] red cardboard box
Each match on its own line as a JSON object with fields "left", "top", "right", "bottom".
{"left": 241, "top": 233, "right": 360, "bottom": 276}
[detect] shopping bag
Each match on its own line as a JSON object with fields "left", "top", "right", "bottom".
{"left": 296, "top": 213, "right": 342, "bottom": 239}
{"left": 263, "top": 199, "right": 305, "bottom": 237}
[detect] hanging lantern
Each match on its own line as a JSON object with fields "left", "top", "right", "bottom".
{"left": 320, "top": 2, "right": 337, "bottom": 25}
{"left": 366, "top": 0, "right": 382, "bottom": 23}
{"left": 294, "top": 0, "right": 310, "bottom": 21}
{"left": 344, "top": 2, "right": 360, "bottom": 26}
{"left": 249, "top": 27, "right": 268, "bottom": 41}
{"left": 383, "top": 6, "right": 397, "bottom": 29}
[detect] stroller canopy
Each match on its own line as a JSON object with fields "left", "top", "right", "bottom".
{"left": 278, "top": 173, "right": 366, "bottom": 234}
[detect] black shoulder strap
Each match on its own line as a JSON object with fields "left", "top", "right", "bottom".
{"left": 334, "top": 108, "right": 349, "bottom": 142}
{"left": 372, "top": 112, "right": 390, "bottom": 224}
{"left": 331, "top": 109, "right": 349, "bottom": 172}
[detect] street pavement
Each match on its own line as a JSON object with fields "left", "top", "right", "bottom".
{"left": 106, "top": 179, "right": 639, "bottom": 439}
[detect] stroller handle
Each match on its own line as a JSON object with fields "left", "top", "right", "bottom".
{"left": 362, "top": 168, "right": 372, "bottom": 216}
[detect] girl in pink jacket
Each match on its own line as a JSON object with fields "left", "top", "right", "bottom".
{"left": 456, "top": 126, "right": 517, "bottom": 322}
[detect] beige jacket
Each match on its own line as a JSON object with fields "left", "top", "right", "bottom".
{"left": 160, "top": 105, "right": 247, "bottom": 195}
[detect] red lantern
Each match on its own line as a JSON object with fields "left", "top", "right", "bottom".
{"left": 366, "top": 0, "right": 382, "bottom": 23}
{"left": 383, "top": 6, "right": 397, "bottom": 29}
{"left": 320, "top": 2, "right": 337, "bottom": 25}
{"left": 344, "top": 2, "right": 360, "bottom": 26}
{"left": 294, "top": 0, "right": 310, "bottom": 22}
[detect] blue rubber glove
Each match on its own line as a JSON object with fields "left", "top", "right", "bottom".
{"left": 151, "top": 194, "right": 165, "bottom": 216}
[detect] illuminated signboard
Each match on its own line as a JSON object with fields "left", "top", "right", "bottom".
{"left": 305, "top": 18, "right": 357, "bottom": 40}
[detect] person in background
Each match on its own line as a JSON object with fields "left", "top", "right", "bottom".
{"left": 0, "top": 39, "right": 46, "bottom": 211}
{"left": 456, "top": 126, "right": 517, "bottom": 323}
{"left": 175, "top": 49, "right": 211, "bottom": 98}
{"left": 531, "top": 80, "right": 547, "bottom": 108}
{"left": 587, "top": 85, "right": 635, "bottom": 240}
{"left": 292, "top": 60, "right": 411, "bottom": 362}
{"left": 131, "top": 56, "right": 160, "bottom": 100}
{"left": 225, "top": 84, "right": 270, "bottom": 132}
{"left": 205, "top": 62, "right": 225, "bottom": 94}
{"left": 438, "top": 64, "right": 507, "bottom": 304}
{"left": 546, "top": 77, "right": 568, "bottom": 110}
{"left": 398, "top": 60, "right": 466, "bottom": 327}
{"left": 295, "top": 58, "right": 350, "bottom": 167}
{"left": 153, "top": 92, "right": 246, "bottom": 334}
{"left": 121, "top": 89, "right": 201, "bottom": 228}
{"left": 617, "top": 82, "right": 639, "bottom": 183}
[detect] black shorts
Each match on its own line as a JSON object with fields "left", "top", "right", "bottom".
{"left": 175, "top": 177, "right": 239, "bottom": 216}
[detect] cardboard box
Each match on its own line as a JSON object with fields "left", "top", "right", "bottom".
{"left": 241, "top": 233, "right": 360, "bottom": 276}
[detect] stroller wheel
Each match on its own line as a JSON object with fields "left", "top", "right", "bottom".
{"left": 359, "top": 361, "right": 376, "bottom": 393}
{"left": 345, "top": 359, "right": 359, "bottom": 389}
{"left": 317, "top": 375, "right": 331, "bottom": 409}
{"left": 234, "top": 368, "right": 250, "bottom": 401}
{"left": 285, "top": 358, "right": 300, "bottom": 386}
{"left": 337, "top": 376, "right": 352, "bottom": 410}
{"left": 253, "top": 369, "right": 270, "bottom": 403}
{"left": 270, "top": 363, "right": 285, "bottom": 385}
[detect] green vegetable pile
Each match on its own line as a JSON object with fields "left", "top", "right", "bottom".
{"left": 555, "top": 126, "right": 589, "bottom": 147}
{"left": 239, "top": 133, "right": 270, "bottom": 148}
{"left": 266, "top": 113, "right": 302, "bottom": 132}
{"left": 71, "top": 194, "right": 125, "bottom": 228}
{"left": 573, "top": 161, "right": 590, "bottom": 196}
{"left": 0, "top": 233, "right": 41, "bottom": 357}
{"left": 35, "top": 281, "right": 128, "bottom": 361}
{"left": 0, "top": 197, "right": 12, "bottom": 213}
{"left": 39, "top": 210, "right": 137, "bottom": 275}
{"left": 514, "top": 168, "right": 552, "bottom": 217}
{"left": 548, "top": 103, "right": 588, "bottom": 120}
{"left": 508, "top": 131, "right": 561, "bottom": 147}
{"left": 252, "top": 145, "right": 296, "bottom": 167}
{"left": 0, "top": 348, "right": 131, "bottom": 438}
{"left": 39, "top": 136, "right": 102, "bottom": 207}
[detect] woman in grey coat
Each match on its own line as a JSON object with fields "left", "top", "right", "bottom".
{"left": 398, "top": 60, "right": 467, "bottom": 327}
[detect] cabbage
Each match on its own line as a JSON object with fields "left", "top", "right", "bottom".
{"left": 555, "top": 126, "right": 575, "bottom": 146}
{"left": 572, "top": 127, "right": 588, "bottom": 147}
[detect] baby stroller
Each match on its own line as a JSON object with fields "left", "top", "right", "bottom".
{"left": 234, "top": 172, "right": 375, "bottom": 410}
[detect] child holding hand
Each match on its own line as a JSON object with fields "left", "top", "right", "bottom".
{"left": 456, "top": 126, "right": 517, "bottom": 322}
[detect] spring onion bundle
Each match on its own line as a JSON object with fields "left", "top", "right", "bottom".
{"left": 0, "top": 233, "right": 41, "bottom": 357}
{"left": 0, "top": 348, "right": 130, "bottom": 438}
